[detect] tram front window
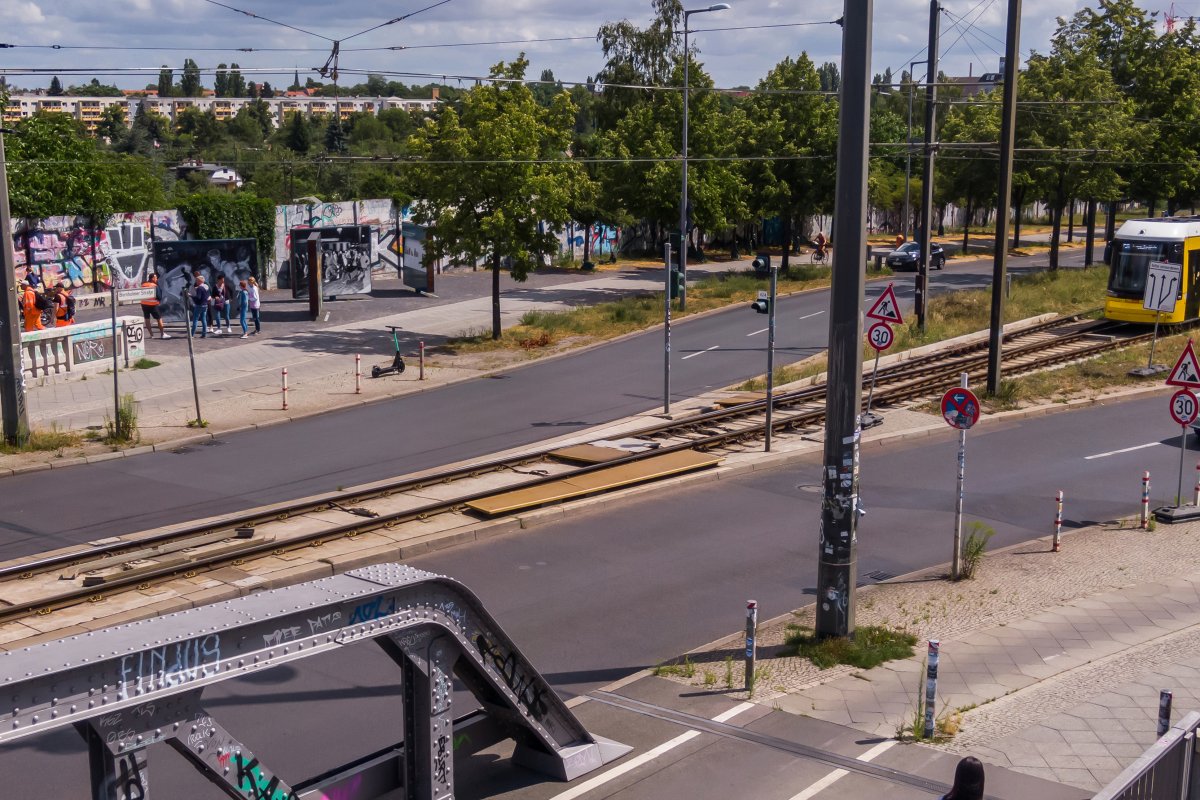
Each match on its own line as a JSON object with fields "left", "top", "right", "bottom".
{"left": 1108, "top": 240, "right": 1177, "bottom": 297}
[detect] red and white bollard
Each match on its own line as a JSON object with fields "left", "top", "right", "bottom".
{"left": 1053, "top": 490, "right": 1063, "bottom": 552}
{"left": 419, "top": 340, "right": 426, "bottom": 381}
{"left": 355, "top": 354, "right": 362, "bottom": 394}
{"left": 282, "top": 367, "right": 289, "bottom": 411}
{"left": 1141, "top": 471, "right": 1151, "bottom": 529}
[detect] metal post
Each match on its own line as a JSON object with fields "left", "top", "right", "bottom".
{"left": 1194, "top": 462, "right": 1199, "bottom": 506}
{"left": 184, "top": 297, "right": 203, "bottom": 425}
{"left": 864, "top": 348, "right": 882, "bottom": 419}
{"left": 1142, "top": 470, "right": 1151, "bottom": 529}
{"left": 1148, "top": 311, "right": 1162, "bottom": 369}
{"left": 664, "top": 241, "right": 673, "bottom": 416}
{"left": 917, "top": 0, "right": 940, "bottom": 333}
{"left": 109, "top": 245, "right": 121, "bottom": 440}
{"left": 0, "top": 128, "right": 29, "bottom": 444}
{"left": 1180, "top": 425, "right": 1188, "bottom": 507}
{"left": 765, "top": 264, "right": 778, "bottom": 452}
{"left": 355, "top": 353, "right": 362, "bottom": 394}
{"left": 1053, "top": 490, "right": 1063, "bottom": 552}
{"left": 903, "top": 68, "right": 915, "bottom": 242}
{"left": 744, "top": 600, "right": 758, "bottom": 693}
{"left": 817, "top": 0, "right": 871, "bottom": 640}
{"left": 952, "top": 372, "right": 968, "bottom": 580}
{"left": 987, "top": 0, "right": 1021, "bottom": 396}
{"left": 282, "top": 367, "right": 289, "bottom": 411}
{"left": 419, "top": 340, "right": 425, "bottom": 380}
{"left": 1158, "top": 690, "right": 1173, "bottom": 737}
{"left": 923, "top": 640, "right": 940, "bottom": 739}
{"left": 1084, "top": 198, "right": 1096, "bottom": 266}
{"left": 679, "top": 15, "right": 691, "bottom": 314}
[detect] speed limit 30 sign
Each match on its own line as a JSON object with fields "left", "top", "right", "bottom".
{"left": 867, "top": 321, "right": 894, "bottom": 352}
{"left": 1170, "top": 388, "right": 1199, "bottom": 426}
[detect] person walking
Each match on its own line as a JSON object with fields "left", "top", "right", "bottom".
{"left": 212, "top": 274, "right": 233, "bottom": 335}
{"left": 189, "top": 274, "right": 210, "bottom": 338}
{"left": 941, "top": 756, "right": 984, "bottom": 800}
{"left": 20, "top": 281, "right": 44, "bottom": 332}
{"left": 247, "top": 275, "right": 261, "bottom": 335}
{"left": 53, "top": 285, "right": 74, "bottom": 327}
{"left": 236, "top": 279, "right": 250, "bottom": 338}
{"left": 140, "top": 273, "right": 170, "bottom": 339}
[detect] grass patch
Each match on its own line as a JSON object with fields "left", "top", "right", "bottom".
{"left": 652, "top": 656, "right": 698, "bottom": 679}
{"left": 132, "top": 358, "right": 160, "bottom": 370}
{"left": 0, "top": 425, "right": 82, "bottom": 454}
{"left": 102, "top": 393, "right": 139, "bottom": 444}
{"left": 784, "top": 624, "right": 917, "bottom": 670}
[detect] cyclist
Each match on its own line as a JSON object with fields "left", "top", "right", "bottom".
{"left": 815, "top": 230, "right": 828, "bottom": 259}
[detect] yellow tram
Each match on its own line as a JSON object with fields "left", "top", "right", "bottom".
{"left": 1105, "top": 217, "right": 1200, "bottom": 324}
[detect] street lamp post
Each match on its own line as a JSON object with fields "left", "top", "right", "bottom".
{"left": 679, "top": 3, "right": 730, "bottom": 313}
{"left": 903, "top": 60, "right": 927, "bottom": 242}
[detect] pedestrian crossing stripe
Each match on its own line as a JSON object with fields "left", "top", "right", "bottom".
{"left": 866, "top": 283, "right": 904, "bottom": 324}
{"left": 1167, "top": 339, "right": 1200, "bottom": 388}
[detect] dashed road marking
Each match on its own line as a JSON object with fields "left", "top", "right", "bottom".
{"left": 1084, "top": 441, "right": 1165, "bottom": 460}
{"left": 786, "top": 740, "right": 897, "bottom": 800}
{"left": 682, "top": 345, "right": 720, "bottom": 360}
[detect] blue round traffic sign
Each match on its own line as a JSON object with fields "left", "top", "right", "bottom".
{"left": 941, "top": 387, "right": 981, "bottom": 430}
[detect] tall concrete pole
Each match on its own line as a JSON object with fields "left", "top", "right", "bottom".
{"left": 986, "top": 0, "right": 1022, "bottom": 395}
{"left": 917, "top": 0, "right": 940, "bottom": 333}
{"left": 817, "top": 0, "right": 872, "bottom": 640}
{"left": 0, "top": 130, "right": 29, "bottom": 445}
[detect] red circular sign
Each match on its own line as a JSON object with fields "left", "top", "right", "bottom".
{"left": 941, "top": 387, "right": 981, "bottom": 430}
{"left": 867, "top": 322, "right": 894, "bottom": 352}
{"left": 1170, "top": 389, "right": 1199, "bottom": 426}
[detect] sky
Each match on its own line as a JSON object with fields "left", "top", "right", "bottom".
{"left": 0, "top": 0, "right": 1179, "bottom": 94}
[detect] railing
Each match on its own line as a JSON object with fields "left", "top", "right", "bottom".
{"left": 1094, "top": 711, "right": 1200, "bottom": 799}
{"left": 20, "top": 315, "right": 144, "bottom": 381}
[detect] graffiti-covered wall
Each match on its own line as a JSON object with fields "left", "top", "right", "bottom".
{"left": 557, "top": 223, "right": 622, "bottom": 260}
{"left": 274, "top": 199, "right": 402, "bottom": 289}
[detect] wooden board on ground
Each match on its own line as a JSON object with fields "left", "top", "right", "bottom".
{"left": 713, "top": 392, "right": 766, "bottom": 408}
{"left": 467, "top": 450, "right": 722, "bottom": 516}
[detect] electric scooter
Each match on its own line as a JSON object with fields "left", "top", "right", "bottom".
{"left": 371, "top": 325, "right": 406, "bottom": 378}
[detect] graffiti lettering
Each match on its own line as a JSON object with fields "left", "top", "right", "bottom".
{"left": 433, "top": 599, "right": 467, "bottom": 630}
{"left": 186, "top": 716, "right": 213, "bottom": 749}
{"left": 97, "top": 713, "right": 121, "bottom": 728}
{"left": 72, "top": 337, "right": 111, "bottom": 365}
{"left": 348, "top": 597, "right": 395, "bottom": 624}
{"left": 393, "top": 630, "right": 430, "bottom": 651}
{"left": 106, "top": 728, "right": 136, "bottom": 745}
{"left": 433, "top": 734, "right": 449, "bottom": 784}
{"left": 114, "top": 752, "right": 147, "bottom": 800}
{"left": 118, "top": 634, "right": 221, "bottom": 695}
{"left": 217, "top": 751, "right": 231, "bottom": 769}
{"left": 262, "top": 626, "right": 302, "bottom": 647}
{"left": 307, "top": 611, "right": 341, "bottom": 634}
{"left": 235, "top": 754, "right": 298, "bottom": 800}
{"left": 473, "top": 634, "right": 549, "bottom": 721}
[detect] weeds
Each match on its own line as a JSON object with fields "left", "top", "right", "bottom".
{"left": 186, "top": 418, "right": 209, "bottom": 428}
{"left": 960, "top": 522, "right": 995, "bottom": 580}
{"left": 132, "top": 358, "right": 160, "bottom": 370}
{"left": 102, "top": 393, "right": 139, "bottom": 444}
{"left": 0, "top": 425, "right": 82, "bottom": 454}
{"left": 724, "top": 655, "right": 735, "bottom": 689}
{"left": 784, "top": 625, "right": 917, "bottom": 669}
{"left": 652, "top": 656, "right": 697, "bottom": 679}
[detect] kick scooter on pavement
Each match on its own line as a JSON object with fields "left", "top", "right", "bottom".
{"left": 372, "top": 325, "right": 406, "bottom": 378}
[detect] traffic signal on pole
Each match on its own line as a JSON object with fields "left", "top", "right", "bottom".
{"left": 751, "top": 291, "right": 770, "bottom": 314}
{"left": 670, "top": 269, "right": 685, "bottom": 299}
{"left": 752, "top": 253, "right": 771, "bottom": 275}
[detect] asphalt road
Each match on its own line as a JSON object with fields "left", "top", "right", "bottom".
{"left": 0, "top": 384, "right": 1171, "bottom": 798}
{"left": 0, "top": 249, "right": 1086, "bottom": 562}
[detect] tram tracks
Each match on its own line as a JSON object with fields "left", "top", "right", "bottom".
{"left": 0, "top": 313, "right": 1150, "bottom": 629}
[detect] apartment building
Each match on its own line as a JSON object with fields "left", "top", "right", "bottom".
{"left": 3, "top": 93, "right": 440, "bottom": 134}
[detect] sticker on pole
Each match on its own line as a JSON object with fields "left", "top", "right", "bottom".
{"left": 867, "top": 321, "right": 894, "bottom": 352}
{"left": 941, "top": 387, "right": 980, "bottom": 430}
{"left": 866, "top": 283, "right": 904, "bottom": 324}
{"left": 1167, "top": 339, "right": 1200, "bottom": 388}
{"left": 1144, "top": 261, "right": 1182, "bottom": 313}
{"left": 1171, "top": 389, "right": 1199, "bottom": 426}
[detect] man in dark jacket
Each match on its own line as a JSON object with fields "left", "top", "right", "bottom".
{"left": 189, "top": 274, "right": 211, "bottom": 338}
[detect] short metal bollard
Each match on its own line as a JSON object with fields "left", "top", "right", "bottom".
{"left": 282, "top": 367, "right": 289, "bottom": 411}
{"left": 1158, "top": 690, "right": 1173, "bottom": 737}
{"left": 1194, "top": 462, "right": 1199, "bottom": 506}
{"left": 744, "top": 600, "right": 758, "bottom": 693}
{"left": 1142, "top": 471, "right": 1151, "bottom": 528}
{"left": 419, "top": 340, "right": 426, "bottom": 381}
{"left": 1053, "top": 490, "right": 1063, "bottom": 552}
{"left": 923, "top": 640, "right": 940, "bottom": 739}
{"left": 355, "top": 354, "right": 362, "bottom": 394}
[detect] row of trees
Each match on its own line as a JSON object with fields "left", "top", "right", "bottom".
{"left": 7, "top": 1, "right": 1199, "bottom": 335}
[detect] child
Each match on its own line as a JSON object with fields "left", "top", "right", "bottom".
{"left": 247, "top": 276, "right": 261, "bottom": 335}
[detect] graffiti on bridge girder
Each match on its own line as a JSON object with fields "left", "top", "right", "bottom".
{"left": 474, "top": 633, "right": 549, "bottom": 721}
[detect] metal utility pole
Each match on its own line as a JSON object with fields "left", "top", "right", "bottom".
{"left": 817, "top": 0, "right": 872, "bottom": 640}
{"left": 0, "top": 129, "right": 29, "bottom": 445}
{"left": 903, "top": 60, "right": 926, "bottom": 242}
{"left": 764, "top": 262, "right": 778, "bottom": 452}
{"left": 986, "top": 0, "right": 1022, "bottom": 396}
{"left": 663, "top": 241, "right": 672, "bottom": 416}
{"left": 917, "top": 0, "right": 940, "bottom": 332}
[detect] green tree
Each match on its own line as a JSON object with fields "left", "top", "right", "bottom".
{"left": 282, "top": 111, "right": 312, "bottom": 153}
{"left": 47, "top": 76, "right": 63, "bottom": 96}
{"left": 94, "top": 104, "right": 130, "bottom": 143}
{"left": 594, "top": 0, "right": 683, "bottom": 130}
{"left": 67, "top": 79, "right": 123, "bottom": 97}
{"left": 260, "top": 82, "right": 275, "bottom": 99}
{"left": 406, "top": 56, "right": 583, "bottom": 339}
{"left": 817, "top": 62, "right": 840, "bottom": 93}
{"left": 157, "top": 66, "right": 174, "bottom": 98}
{"left": 215, "top": 64, "right": 229, "bottom": 98}
{"left": 938, "top": 94, "right": 1000, "bottom": 252}
{"left": 181, "top": 58, "right": 202, "bottom": 97}
{"left": 743, "top": 53, "right": 837, "bottom": 269}
{"left": 227, "top": 64, "right": 246, "bottom": 98}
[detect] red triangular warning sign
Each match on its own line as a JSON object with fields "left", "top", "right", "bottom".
{"left": 1168, "top": 339, "right": 1200, "bottom": 388}
{"left": 866, "top": 283, "right": 904, "bottom": 324}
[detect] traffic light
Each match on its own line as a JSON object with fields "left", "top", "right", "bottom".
{"left": 752, "top": 253, "right": 771, "bottom": 275}
{"left": 750, "top": 290, "right": 770, "bottom": 314}
{"left": 670, "top": 269, "right": 686, "bottom": 299}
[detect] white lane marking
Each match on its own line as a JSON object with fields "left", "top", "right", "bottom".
{"left": 747, "top": 327, "right": 769, "bottom": 337}
{"left": 682, "top": 345, "right": 720, "bottom": 360}
{"left": 786, "top": 739, "right": 897, "bottom": 800}
{"left": 1084, "top": 441, "right": 1165, "bottom": 460}
{"left": 547, "top": 702, "right": 756, "bottom": 800}
{"left": 798, "top": 311, "right": 825, "bottom": 321}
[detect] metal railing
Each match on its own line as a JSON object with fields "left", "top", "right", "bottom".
{"left": 1094, "top": 712, "right": 1200, "bottom": 799}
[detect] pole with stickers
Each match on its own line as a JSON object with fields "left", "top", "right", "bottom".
{"left": 862, "top": 283, "right": 904, "bottom": 429}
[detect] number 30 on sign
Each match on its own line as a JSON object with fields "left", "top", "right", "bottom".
{"left": 867, "top": 321, "right": 894, "bottom": 352}
{"left": 1171, "top": 389, "right": 1199, "bottom": 426}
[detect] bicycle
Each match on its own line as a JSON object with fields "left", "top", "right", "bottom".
{"left": 810, "top": 247, "right": 829, "bottom": 265}
{"left": 371, "top": 325, "right": 406, "bottom": 378}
